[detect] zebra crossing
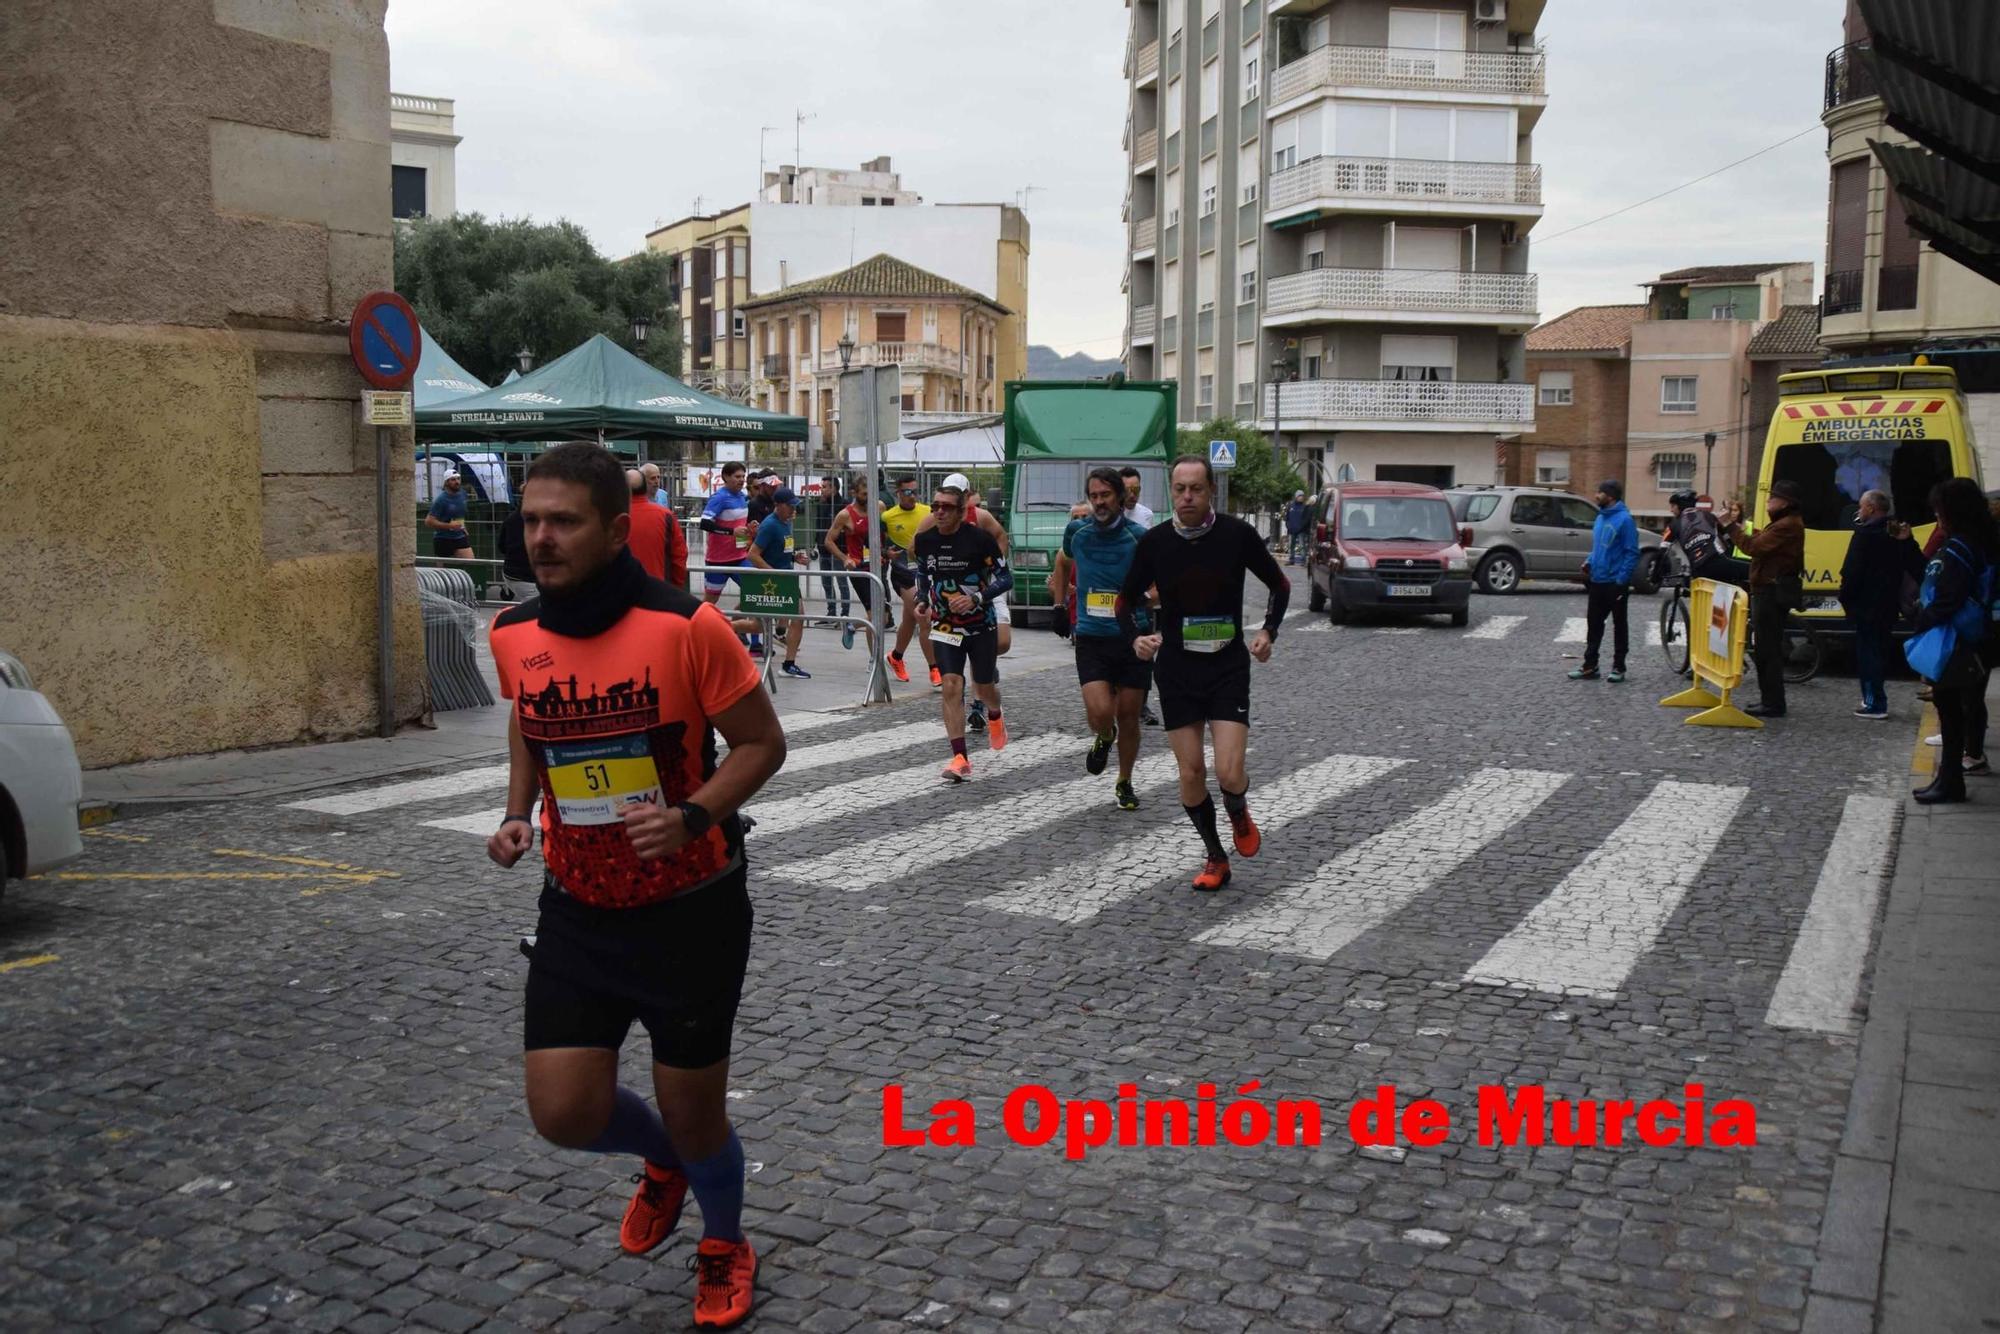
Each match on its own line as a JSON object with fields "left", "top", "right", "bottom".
{"left": 285, "top": 710, "right": 1889, "bottom": 1028}
{"left": 1286, "top": 614, "right": 1663, "bottom": 644}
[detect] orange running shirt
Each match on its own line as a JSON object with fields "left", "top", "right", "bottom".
{"left": 491, "top": 585, "right": 762, "bottom": 908}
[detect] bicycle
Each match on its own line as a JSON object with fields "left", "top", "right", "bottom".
{"left": 1657, "top": 572, "right": 1821, "bottom": 684}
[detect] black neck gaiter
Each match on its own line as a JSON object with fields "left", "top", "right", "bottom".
{"left": 536, "top": 548, "right": 648, "bottom": 638}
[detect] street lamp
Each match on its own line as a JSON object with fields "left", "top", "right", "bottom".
{"left": 630, "top": 312, "right": 652, "bottom": 348}
{"left": 836, "top": 331, "right": 856, "bottom": 371}
{"left": 1703, "top": 431, "right": 1718, "bottom": 497}
{"left": 515, "top": 347, "right": 536, "bottom": 376}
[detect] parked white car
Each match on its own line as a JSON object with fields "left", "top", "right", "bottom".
{"left": 0, "top": 649, "right": 84, "bottom": 895}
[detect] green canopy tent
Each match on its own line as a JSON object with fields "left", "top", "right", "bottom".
{"left": 411, "top": 326, "right": 491, "bottom": 409}
{"left": 414, "top": 333, "right": 806, "bottom": 444}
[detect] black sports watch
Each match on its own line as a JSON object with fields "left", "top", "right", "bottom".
{"left": 677, "top": 801, "right": 714, "bottom": 837}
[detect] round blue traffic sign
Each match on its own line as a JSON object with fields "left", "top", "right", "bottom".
{"left": 348, "top": 290, "right": 422, "bottom": 390}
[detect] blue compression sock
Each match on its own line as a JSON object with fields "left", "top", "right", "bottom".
{"left": 683, "top": 1129, "right": 746, "bottom": 1241}
{"left": 582, "top": 1086, "right": 680, "bottom": 1170}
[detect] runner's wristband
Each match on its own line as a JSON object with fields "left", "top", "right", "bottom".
{"left": 503, "top": 812, "right": 533, "bottom": 827}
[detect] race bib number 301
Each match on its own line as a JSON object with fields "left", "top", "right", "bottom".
{"left": 544, "top": 735, "right": 662, "bottom": 826}
{"left": 1085, "top": 590, "right": 1118, "bottom": 619}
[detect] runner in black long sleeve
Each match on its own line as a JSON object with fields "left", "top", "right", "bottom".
{"left": 1118, "top": 456, "right": 1289, "bottom": 890}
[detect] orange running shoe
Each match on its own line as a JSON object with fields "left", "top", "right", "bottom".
{"left": 929, "top": 665, "right": 943, "bottom": 688}
{"left": 987, "top": 715, "right": 1008, "bottom": 751}
{"left": 942, "top": 753, "right": 973, "bottom": 782}
{"left": 1192, "top": 856, "right": 1231, "bottom": 891}
{"left": 620, "top": 1162, "right": 687, "bottom": 1255}
{"left": 888, "top": 653, "right": 910, "bottom": 683}
{"left": 691, "top": 1236, "right": 757, "bottom": 1329}
{"left": 1228, "top": 806, "right": 1262, "bottom": 858}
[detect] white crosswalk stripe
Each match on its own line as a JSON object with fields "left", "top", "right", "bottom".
{"left": 784, "top": 752, "right": 1187, "bottom": 892}
{"left": 1557, "top": 616, "right": 1663, "bottom": 646}
{"left": 977, "top": 752, "right": 1408, "bottom": 925}
{"left": 1764, "top": 794, "right": 1899, "bottom": 1034}
{"left": 1463, "top": 780, "right": 1747, "bottom": 997}
{"left": 290, "top": 711, "right": 862, "bottom": 817}
{"left": 290, "top": 766, "right": 512, "bottom": 816}
{"left": 1465, "top": 616, "right": 1526, "bottom": 639}
{"left": 1196, "top": 767, "right": 1570, "bottom": 959}
{"left": 747, "top": 733, "right": 1076, "bottom": 837}
{"left": 416, "top": 720, "right": 944, "bottom": 837}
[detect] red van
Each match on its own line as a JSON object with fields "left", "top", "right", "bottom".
{"left": 1305, "top": 481, "right": 1474, "bottom": 626}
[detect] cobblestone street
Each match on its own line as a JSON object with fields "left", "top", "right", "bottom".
{"left": 1, "top": 592, "right": 1921, "bottom": 1331}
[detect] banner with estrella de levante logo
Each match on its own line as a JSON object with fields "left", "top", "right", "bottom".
{"left": 738, "top": 570, "right": 801, "bottom": 618}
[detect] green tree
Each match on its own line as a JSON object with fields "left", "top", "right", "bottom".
{"left": 392, "top": 213, "right": 681, "bottom": 385}
{"left": 1175, "top": 418, "right": 1303, "bottom": 514}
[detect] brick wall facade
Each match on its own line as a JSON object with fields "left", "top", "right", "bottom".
{"left": 1504, "top": 355, "right": 1630, "bottom": 495}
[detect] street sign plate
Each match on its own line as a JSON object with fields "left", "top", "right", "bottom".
{"left": 1209, "top": 439, "right": 1237, "bottom": 470}
{"left": 348, "top": 290, "right": 421, "bottom": 390}
{"left": 715, "top": 443, "right": 748, "bottom": 463}
{"left": 363, "top": 390, "right": 412, "bottom": 426}
{"left": 838, "top": 367, "right": 902, "bottom": 448}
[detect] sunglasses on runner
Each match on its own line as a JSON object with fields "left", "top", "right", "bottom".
{"left": 932, "top": 501, "right": 960, "bottom": 513}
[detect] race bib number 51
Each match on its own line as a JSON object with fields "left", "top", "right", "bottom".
{"left": 544, "top": 735, "right": 662, "bottom": 826}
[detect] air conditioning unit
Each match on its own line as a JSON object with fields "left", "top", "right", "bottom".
{"left": 1474, "top": 0, "right": 1507, "bottom": 24}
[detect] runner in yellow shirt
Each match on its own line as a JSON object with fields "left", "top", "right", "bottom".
{"left": 878, "top": 476, "right": 940, "bottom": 687}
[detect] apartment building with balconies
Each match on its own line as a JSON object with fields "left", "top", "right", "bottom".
{"left": 645, "top": 204, "right": 754, "bottom": 399}
{"left": 1820, "top": 0, "right": 2000, "bottom": 358}
{"left": 1126, "top": 0, "right": 1545, "bottom": 490}
{"left": 741, "top": 254, "right": 1007, "bottom": 447}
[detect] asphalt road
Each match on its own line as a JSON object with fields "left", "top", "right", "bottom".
{"left": 0, "top": 584, "right": 1917, "bottom": 1332}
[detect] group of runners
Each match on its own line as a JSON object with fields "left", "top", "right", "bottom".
{"left": 479, "top": 444, "right": 1289, "bottom": 1326}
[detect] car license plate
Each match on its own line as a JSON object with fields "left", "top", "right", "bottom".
{"left": 1387, "top": 584, "right": 1431, "bottom": 598}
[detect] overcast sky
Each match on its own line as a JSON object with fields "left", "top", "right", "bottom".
{"left": 387, "top": 0, "right": 1841, "bottom": 357}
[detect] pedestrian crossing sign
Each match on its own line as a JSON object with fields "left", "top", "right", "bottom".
{"left": 1209, "top": 439, "right": 1237, "bottom": 470}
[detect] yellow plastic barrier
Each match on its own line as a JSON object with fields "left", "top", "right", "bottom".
{"left": 1660, "top": 578, "right": 1761, "bottom": 729}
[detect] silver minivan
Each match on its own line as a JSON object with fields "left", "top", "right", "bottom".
{"left": 1445, "top": 486, "right": 1662, "bottom": 595}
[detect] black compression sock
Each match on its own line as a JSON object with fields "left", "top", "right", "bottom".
{"left": 1220, "top": 787, "right": 1248, "bottom": 818}
{"left": 1184, "top": 797, "right": 1226, "bottom": 859}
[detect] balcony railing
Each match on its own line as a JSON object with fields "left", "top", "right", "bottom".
{"left": 1270, "top": 43, "right": 1547, "bottom": 106}
{"left": 1264, "top": 267, "right": 1539, "bottom": 320}
{"left": 1878, "top": 263, "right": 1918, "bottom": 311}
{"left": 1265, "top": 378, "right": 1535, "bottom": 427}
{"left": 1824, "top": 268, "right": 1865, "bottom": 316}
{"left": 1134, "top": 216, "right": 1157, "bottom": 253}
{"left": 1268, "top": 155, "right": 1542, "bottom": 213}
{"left": 811, "top": 342, "right": 965, "bottom": 374}
{"left": 1132, "top": 304, "right": 1158, "bottom": 341}
{"left": 1134, "top": 128, "right": 1159, "bottom": 166}
{"left": 1824, "top": 42, "right": 1879, "bottom": 113}
{"left": 1136, "top": 39, "right": 1160, "bottom": 83}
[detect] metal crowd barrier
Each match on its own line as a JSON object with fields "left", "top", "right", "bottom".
{"left": 685, "top": 562, "right": 894, "bottom": 706}
{"left": 414, "top": 564, "right": 495, "bottom": 711}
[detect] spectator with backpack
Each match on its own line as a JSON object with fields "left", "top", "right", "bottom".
{"left": 1907, "top": 477, "right": 1996, "bottom": 804}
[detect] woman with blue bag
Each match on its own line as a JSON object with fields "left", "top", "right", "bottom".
{"left": 1905, "top": 478, "right": 1997, "bottom": 804}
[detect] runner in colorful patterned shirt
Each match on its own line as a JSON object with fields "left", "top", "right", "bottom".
{"left": 911, "top": 483, "right": 1013, "bottom": 782}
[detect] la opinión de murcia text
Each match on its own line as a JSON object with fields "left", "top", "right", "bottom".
{"left": 883, "top": 1083, "right": 1757, "bottom": 1162}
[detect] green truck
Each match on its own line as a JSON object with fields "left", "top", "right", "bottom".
{"left": 1001, "top": 376, "right": 1176, "bottom": 620}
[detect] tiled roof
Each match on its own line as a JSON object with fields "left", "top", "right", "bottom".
{"left": 1525, "top": 304, "right": 1646, "bottom": 353}
{"left": 1748, "top": 304, "right": 1823, "bottom": 358}
{"left": 1650, "top": 262, "right": 1799, "bottom": 285}
{"left": 743, "top": 253, "right": 1008, "bottom": 311}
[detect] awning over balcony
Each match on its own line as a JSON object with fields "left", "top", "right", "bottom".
{"left": 1856, "top": 0, "right": 2000, "bottom": 283}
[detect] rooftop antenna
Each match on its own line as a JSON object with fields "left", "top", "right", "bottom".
{"left": 1015, "top": 184, "right": 1045, "bottom": 211}
{"left": 794, "top": 108, "right": 817, "bottom": 181}
{"left": 758, "top": 124, "right": 779, "bottom": 197}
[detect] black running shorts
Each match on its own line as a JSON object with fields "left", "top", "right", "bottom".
{"left": 890, "top": 562, "right": 917, "bottom": 593}
{"left": 931, "top": 629, "right": 999, "bottom": 685}
{"left": 1074, "top": 634, "right": 1153, "bottom": 692}
{"left": 523, "top": 864, "right": 751, "bottom": 1069}
{"left": 1155, "top": 656, "right": 1251, "bottom": 732}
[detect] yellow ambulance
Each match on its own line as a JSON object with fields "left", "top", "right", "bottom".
{"left": 1753, "top": 362, "right": 1984, "bottom": 616}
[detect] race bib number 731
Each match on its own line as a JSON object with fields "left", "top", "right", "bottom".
{"left": 543, "top": 735, "right": 662, "bottom": 826}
